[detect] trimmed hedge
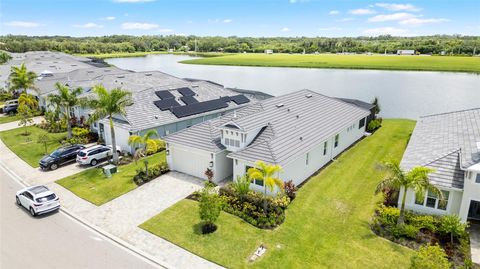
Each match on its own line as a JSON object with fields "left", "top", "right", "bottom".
{"left": 133, "top": 162, "right": 169, "bottom": 186}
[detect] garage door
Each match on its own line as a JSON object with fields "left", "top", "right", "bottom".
{"left": 171, "top": 145, "right": 210, "bottom": 179}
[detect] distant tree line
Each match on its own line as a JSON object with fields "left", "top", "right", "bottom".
{"left": 0, "top": 34, "right": 479, "bottom": 55}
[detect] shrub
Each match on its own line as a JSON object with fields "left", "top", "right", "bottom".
{"left": 133, "top": 162, "right": 169, "bottom": 186}
{"left": 402, "top": 224, "right": 420, "bottom": 239}
{"left": 408, "top": 215, "right": 438, "bottom": 233}
{"left": 283, "top": 180, "right": 298, "bottom": 200}
{"left": 410, "top": 244, "right": 451, "bottom": 269}
{"left": 438, "top": 215, "right": 467, "bottom": 244}
{"left": 72, "top": 127, "right": 89, "bottom": 137}
{"left": 375, "top": 205, "right": 400, "bottom": 227}
{"left": 232, "top": 176, "right": 251, "bottom": 196}
{"left": 367, "top": 119, "right": 382, "bottom": 132}
{"left": 198, "top": 186, "right": 222, "bottom": 234}
{"left": 219, "top": 185, "right": 290, "bottom": 229}
{"left": 145, "top": 139, "right": 165, "bottom": 155}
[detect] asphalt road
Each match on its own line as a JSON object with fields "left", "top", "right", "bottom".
{"left": 0, "top": 166, "right": 161, "bottom": 269}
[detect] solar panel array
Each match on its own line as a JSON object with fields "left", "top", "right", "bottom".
{"left": 152, "top": 87, "right": 251, "bottom": 118}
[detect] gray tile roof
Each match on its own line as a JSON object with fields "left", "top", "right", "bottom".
{"left": 336, "top": 97, "right": 375, "bottom": 111}
{"left": 401, "top": 108, "right": 480, "bottom": 189}
{"left": 165, "top": 90, "right": 370, "bottom": 166}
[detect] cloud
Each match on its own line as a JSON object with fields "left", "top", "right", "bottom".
{"left": 289, "top": 0, "right": 309, "bottom": 3}
{"left": 337, "top": 17, "right": 354, "bottom": 22}
{"left": 328, "top": 10, "right": 339, "bottom": 15}
{"left": 349, "top": 8, "right": 376, "bottom": 15}
{"left": 281, "top": 27, "right": 290, "bottom": 32}
{"left": 113, "top": 0, "right": 155, "bottom": 2}
{"left": 223, "top": 19, "right": 233, "bottom": 23}
{"left": 318, "top": 27, "right": 342, "bottom": 31}
{"left": 74, "top": 23, "right": 103, "bottom": 28}
{"left": 4, "top": 21, "right": 41, "bottom": 28}
{"left": 375, "top": 3, "right": 420, "bottom": 12}
{"left": 363, "top": 27, "right": 408, "bottom": 36}
{"left": 399, "top": 18, "right": 449, "bottom": 26}
{"left": 102, "top": 16, "right": 116, "bottom": 21}
{"left": 121, "top": 22, "right": 159, "bottom": 30}
{"left": 368, "top": 12, "right": 415, "bottom": 22}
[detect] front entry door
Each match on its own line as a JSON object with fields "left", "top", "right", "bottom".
{"left": 468, "top": 200, "right": 480, "bottom": 221}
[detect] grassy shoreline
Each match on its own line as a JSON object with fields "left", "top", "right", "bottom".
{"left": 180, "top": 53, "right": 480, "bottom": 73}
{"left": 76, "top": 51, "right": 226, "bottom": 59}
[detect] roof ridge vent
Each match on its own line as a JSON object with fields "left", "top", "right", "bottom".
{"left": 145, "top": 73, "right": 152, "bottom": 76}
{"left": 117, "top": 75, "right": 125, "bottom": 78}
{"left": 306, "top": 94, "right": 313, "bottom": 98}
{"left": 296, "top": 115, "right": 300, "bottom": 119}
{"left": 276, "top": 103, "right": 284, "bottom": 108}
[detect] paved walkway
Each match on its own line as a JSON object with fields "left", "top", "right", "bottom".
{"left": 1, "top": 137, "right": 223, "bottom": 269}
{"left": 470, "top": 224, "right": 480, "bottom": 265}
{"left": 0, "top": 116, "right": 44, "bottom": 132}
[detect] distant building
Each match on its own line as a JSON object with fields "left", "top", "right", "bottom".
{"left": 397, "top": 50, "right": 415, "bottom": 55}
{"left": 264, "top": 49, "right": 273, "bottom": 54}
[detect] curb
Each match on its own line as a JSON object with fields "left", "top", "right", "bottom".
{"left": 0, "top": 159, "right": 172, "bottom": 269}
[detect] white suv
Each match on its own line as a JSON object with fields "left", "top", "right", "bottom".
{"left": 16, "top": 185, "right": 60, "bottom": 216}
{"left": 76, "top": 145, "right": 119, "bottom": 166}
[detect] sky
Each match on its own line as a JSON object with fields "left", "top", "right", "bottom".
{"left": 0, "top": 0, "right": 479, "bottom": 37}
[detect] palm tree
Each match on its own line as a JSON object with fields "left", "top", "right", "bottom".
{"left": 48, "top": 83, "right": 83, "bottom": 139}
{"left": 247, "top": 160, "right": 284, "bottom": 213}
{"left": 9, "top": 63, "right": 37, "bottom": 95}
{"left": 375, "top": 160, "right": 441, "bottom": 226}
{"left": 87, "top": 85, "right": 132, "bottom": 164}
{"left": 17, "top": 93, "right": 38, "bottom": 135}
{"left": 128, "top": 129, "right": 158, "bottom": 178}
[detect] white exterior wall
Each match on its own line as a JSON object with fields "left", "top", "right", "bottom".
{"left": 459, "top": 168, "right": 480, "bottom": 222}
{"left": 399, "top": 186, "right": 463, "bottom": 217}
{"left": 214, "top": 151, "right": 233, "bottom": 182}
{"left": 232, "top": 118, "right": 366, "bottom": 192}
{"left": 102, "top": 121, "right": 130, "bottom": 152}
{"left": 166, "top": 143, "right": 213, "bottom": 181}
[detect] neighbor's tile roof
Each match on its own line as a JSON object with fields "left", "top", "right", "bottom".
{"left": 165, "top": 90, "right": 370, "bottom": 166}
{"left": 401, "top": 108, "right": 480, "bottom": 189}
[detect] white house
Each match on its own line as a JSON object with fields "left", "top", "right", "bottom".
{"left": 164, "top": 90, "right": 371, "bottom": 190}
{"left": 398, "top": 108, "right": 480, "bottom": 223}
{"left": 397, "top": 50, "right": 415, "bottom": 55}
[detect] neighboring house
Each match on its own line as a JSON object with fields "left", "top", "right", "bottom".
{"left": 164, "top": 90, "right": 370, "bottom": 189}
{"left": 265, "top": 49, "right": 273, "bottom": 54}
{"left": 397, "top": 50, "right": 415, "bottom": 55}
{"left": 398, "top": 108, "right": 480, "bottom": 223}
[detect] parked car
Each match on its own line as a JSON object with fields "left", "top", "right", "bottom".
{"left": 39, "top": 144, "right": 85, "bottom": 170}
{"left": 16, "top": 185, "right": 60, "bottom": 216}
{"left": 3, "top": 99, "right": 18, "bottom": 115}
{"left": 76, "top": 145, "right": 120, "bottom": 166}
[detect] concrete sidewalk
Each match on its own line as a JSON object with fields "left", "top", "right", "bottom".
{"left": 0, "top": 116, "right": 44, "bottom": 132}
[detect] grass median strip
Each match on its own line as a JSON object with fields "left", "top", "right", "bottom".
{"left": 56, "top": 151, "right": 166, "bottom": 206}
{"left": 181, "top": 53, "right": 480, "bottom": 73}
{"left": 0, "top": 126, "right": 66, "bottom": 168}
{"left": 140, "top": 119, "right": 415, "bottom": 268}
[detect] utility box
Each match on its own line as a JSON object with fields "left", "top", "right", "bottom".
{"left": 103, "top": 164, "right": 117, "bottom": 178}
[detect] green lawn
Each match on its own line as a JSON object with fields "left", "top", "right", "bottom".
{"left": 181, "top": 53, "right": 480, "bottom": 73}
{"left": 0, "top": 126, "right": 67, "bottom": 167}
{"left": 56, "top": 151, "right": 166, "bottom": 206}
{"left": 140, "top": 119, "right": 416, "bottom": 268}
{"left": 0, "top": 114, "right": 22, "bottom": 124}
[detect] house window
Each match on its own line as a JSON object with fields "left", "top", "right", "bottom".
{"left": 323, "top": 141, "right": 327, "bottom": 155}
{"left": 415, "top": 190, "right": 449, "bottom": 210}
{"left": 359, "top": 118, "right": 365, "bottom": 128}
{"left": 246, "top": 165, "right": 263, "bottom": 186}
{"left": 334, "top": 134, "right": 339, "bottom": 148}
{"left": 221, "top": 130, "right": 223, "bottom": 139}
{"left": 306, "top": 153, "right": 309, "bottom": 165}
{"left": 225, "top": 138, "right": 230, "bottom": 146}
{"left": 476, "top": 173, "right": 480, "bottom": 183}
{"left": 234, "top": 140, "right": 240, "bottom": 147}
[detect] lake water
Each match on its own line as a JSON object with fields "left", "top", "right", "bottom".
{"left": 106, "top": 54, "right": 480, "bottom": 119}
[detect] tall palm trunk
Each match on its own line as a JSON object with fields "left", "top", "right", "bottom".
{"left": 397, "top": 186, "right": 408, "bottom": 226}
{"left": 66, "top": 106, "right": 72, "bottom": 139}
{"left": 263, "top": 185, "right": 268, "bottom": 214}
{"left": 109, "top": 116, "right": 119, "bottom": 164}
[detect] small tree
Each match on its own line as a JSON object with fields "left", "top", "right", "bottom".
{"left": 410, "top": 244, "right": 451, "bottom": 269}
{"left": 205, "top": 168, "right": 214, "bottom": 182}
{"left": 371, "top": 96, "right": 381, "bottom": 118}
{"left": 247, "top": 160, "right": 284, "bottom": 213}
{"left": 376, "top": 160, "right": 441, "bottom": 226}
{"left": 128, "top": 129, "right": 159, "bottom": 178}
{"left": 198, "top": 186, "right": 222, "bottom": 234}
{"left": 284, "top": 180, "right": 298, "bottom": 200}
{"left": 438, "top": 215, "right": 467, "bottom": 245}
{"left": 37, "top": 133, "right": 50, "bottom": 155}
{"left": 17, "top": 93, "right": 38, "bottom": 136}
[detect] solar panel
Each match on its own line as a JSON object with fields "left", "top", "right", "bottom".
{"left": 180, "top": 96, "right": 199, "bottom": 105}
{"left": 220, "top": 96, "right": 232, "bottom": 102}
{"left": 176, "top": 87, "right": 195, "bottom": 97}
{"left": 155, "top": 90, "right": 175, "bottom": 100}
{"left": 171, "top": 99, "right": 229, "bottom": 118}
{"left": 154, "top": 99, "right": 180, "bottom": 111}
{"left": 230, "top": 94, "right": 250, "bottom": 105}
